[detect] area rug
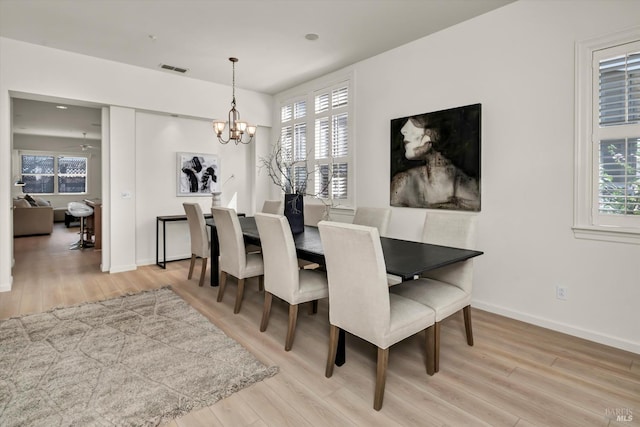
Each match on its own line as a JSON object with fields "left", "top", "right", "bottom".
{"left": 0, "top": 287, "right": 278, "bottom": 427}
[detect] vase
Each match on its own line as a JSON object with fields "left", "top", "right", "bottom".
{"left": 284, "top": 193, "right": 304, "bottom": 234}
{"left": 211, "top": 192, "right": 222, "bottom": 208}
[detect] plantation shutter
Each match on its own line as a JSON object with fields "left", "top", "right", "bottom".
{"left": 313, "top": 83, "right": 350, "bottom": 201}
{"left": 594, "top": 41, "right": 640, "bottom": 219}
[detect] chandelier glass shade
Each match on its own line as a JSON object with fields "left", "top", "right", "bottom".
{"left": 213, "top": 57, "right": 256, "bottom": 145}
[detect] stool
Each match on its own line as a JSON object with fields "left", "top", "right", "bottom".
{"left": 67, "top": 202, "right": 94, "bottom": 250}
{"left": 64, "top": 211, "right": 80, "bottom": 227}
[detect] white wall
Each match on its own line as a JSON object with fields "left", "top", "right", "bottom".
{"left": 348, "top": 0, "right": 639, "bottom": 352}
{"left": 0, "top": 37, "right": 273, "bottom": 288}
{"left": 134, "top": 111, "right": 267, "bottom": 265}
{"left": 275, "top": 0, "right": 640, "bottom": 353}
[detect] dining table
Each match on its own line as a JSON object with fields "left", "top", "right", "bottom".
{"left": 206, "top": 216, "right": 483, "bottom": 365}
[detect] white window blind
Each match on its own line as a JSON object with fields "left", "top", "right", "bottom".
{"left": 594, "top": 42, "right": 640, "bottom": 219}
{"left": 280, "top": 98, "right": 307, "bottom": 193}
{"left": 278, "top": 78, "right": 353, "bottom": 204}
{"left": 313, "top": 83, "right": 350, "bottom": 201}
{"left": 599, "top": 52, "right": 640, "bottom": 126}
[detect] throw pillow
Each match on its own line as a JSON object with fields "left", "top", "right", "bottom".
{"left": 35, "top": 197, "right": 51, "bottom": 206}
{"left": 24, "top": 194, "right": 38, "bottom": 207}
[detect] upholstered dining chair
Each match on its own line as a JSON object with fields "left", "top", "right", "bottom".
{"left": 390, "top": 211, "right": 477, "bottom": 373}
{"left": 261, "top": 199, "right": 283, "bottom": 214}
{"left": 304, "top": 203, "right": 329, "bottom": 226}
{"left": 244, "top": 199, "right": 284, "bottom": 254}
{"left": 211, "top": 207, "right": 264, "bottom": 313}
{"left": 318, "top": 221, "right": 435, "bottom": 411}
{"left": 352, "top": 207, "right": 392, "bottom": 236}
{"left": 182, "top": 203, "right": 210, "bottom": 287}
{"left": 293, "top": 203, "right": 330, "bottom": 270}
{"left": 255, "top": 213, "right": 329, "bottom": 351}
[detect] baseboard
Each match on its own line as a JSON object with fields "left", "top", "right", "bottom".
{"left": 0, "top": 278, "right": 12, "bottom": 293}
{"left": 472, "top": 299, "right": 640, "bottom": 355}
{"left": 109, "top": 264, "right": 138, "bottom": 274}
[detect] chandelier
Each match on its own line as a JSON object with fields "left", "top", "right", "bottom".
{"left": 213, "top": 57, "right": 256, "bottom": 145}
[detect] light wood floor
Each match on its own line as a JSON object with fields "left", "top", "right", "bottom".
{"left": 4, "top": 224, "right": 639, "bottom": 426}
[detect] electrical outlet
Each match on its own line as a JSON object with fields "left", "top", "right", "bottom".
{"left": 556, "top": 286, "right": 568, "bottom": 300}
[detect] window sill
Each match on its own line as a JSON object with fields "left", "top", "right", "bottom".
{"left": 572, "top": 225, "right": 640, "bottom": 245}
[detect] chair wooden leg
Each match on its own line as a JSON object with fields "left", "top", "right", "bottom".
{"left": 374, "top": 347, "right": 389, "bottom": 411}
{"left": 284, "top": 304, "right": 299, "bottom": 351}
{"left": 187, "top": 254, "right": 196, "bottom": 279}
{"left": 463, "top": 305, "right": 474, "bottom": 346}
{"left": 325, "top": 325, "right": 339, "bottom": 378}
{"left": 311, "top": 300, "right": 319, "bottom": 314}
{"left": 425, "top": 325, "right": 435, "bottom": 376}
{"left": 198, "top": 257, "right": 207, "bottom": 287}
{"left": 260, "top": 292, "right": 273, "bottom": 332}
{"left": 434, "top": 321, "right": 441, "bottom": 373}
{"left": 217, "top": 271, "right": 228, "bottom": 302}
{"left": 234, "top": 278, "right": 246, "bottom": 314}
{"left": 258, "top": 275, "right": 264, "bottom": 292}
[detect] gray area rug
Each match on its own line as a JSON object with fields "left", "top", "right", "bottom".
{"left": 0, "top": 287, "right": 278, "bottom": 427}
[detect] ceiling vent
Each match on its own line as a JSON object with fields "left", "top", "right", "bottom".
{"left": 160, "top": 64, "right": 188, "bottom": 74}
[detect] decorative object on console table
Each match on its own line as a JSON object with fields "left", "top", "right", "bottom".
{"left": 211, "top": 192, "right": 222, "bottom": 207}
{"left": 177, "top": 152, "right": 220, "bottom": 197}
{"left": 211, "top": 174, "right": 235, "bottom": 208}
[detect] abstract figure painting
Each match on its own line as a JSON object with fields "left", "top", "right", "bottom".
{"left": 390, "top": 104, "right": 481, "bottom": 211}
{"left": 177, "top": 152, "right": 220, "bottom": 196}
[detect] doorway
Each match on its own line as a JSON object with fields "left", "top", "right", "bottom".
{"left": 11, "top": 96, "right": 104, "bottom": 284}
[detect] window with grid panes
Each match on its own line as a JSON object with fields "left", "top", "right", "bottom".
{"left": 575, "top": 32, "right": 640, "bottom": 243}
{"left": 596, "top": 47, "right": 640, "bottom": 217}
{"left": 278, "top": 79, "right": 352, "bottom": 203}
{"left": 280, "top": 99, "right": 308, "bottom": 194}
{"left": 20, "top": 153, "right": 88, "bottom": 195}
{"left": 313, "top": 84, "right": 350, "bottom": 201}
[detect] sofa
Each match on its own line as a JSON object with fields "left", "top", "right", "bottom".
{"left": 13, "top": 197, "right": 54, "bottom": 236}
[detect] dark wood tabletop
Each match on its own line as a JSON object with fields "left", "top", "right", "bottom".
{"left": 207, "top": 216, "right": 483, "bottom": 283}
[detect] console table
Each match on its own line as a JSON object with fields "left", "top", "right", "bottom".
{"left": 155, "top": 212, "right": 243, "bottom": 269}
{"left": 156, "top": 214, "right": 212, "bottom": 269}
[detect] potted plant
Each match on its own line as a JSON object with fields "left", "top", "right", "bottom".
{"left": 259, "top": 141, "right": 331, "bottom": 234}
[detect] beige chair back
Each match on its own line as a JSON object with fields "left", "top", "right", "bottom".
{"left": 255, "top": 213, "right": 300, "bottom": 301}
{"left": 421, "top": 212, "right": 477, "bottom": 293}
{"left": 261, "top": 199, "right": 283, "bottom": 214}
{"left": 211, "top": 207, "right": 247, "bottom": 278}
{"left": 352, "top": 207, "right": 391, "bottom": 236}
{"left": 183, "top": 203, "right": 209, "bottom": 258}
{"left": 318, "top": 221, "right": 392, "bottom": 348}
{"left": 304, "top": 203, "right": 329, "bottom": 226}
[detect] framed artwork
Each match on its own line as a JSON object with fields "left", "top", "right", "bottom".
{"left": 176, "top": 152, "right": 220, "bottom": 196}
{"left": 390, "top": 103, "right": 481, "bottom": 211}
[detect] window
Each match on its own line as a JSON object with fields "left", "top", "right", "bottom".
{"left": 20, "top": 153, "right": 88, "bottom": 195}
{"left": 575, "top": 30, "right": 640, "bottom": 244}
{"left": 278, "top": 78, "right": 353, "bottom": 204}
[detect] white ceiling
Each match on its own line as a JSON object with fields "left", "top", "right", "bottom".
{"left": 1, "top": 0, "right": 514, "bottom": 139}
{"left": 13, "top": 98, "right": 103, "bottom": 141}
